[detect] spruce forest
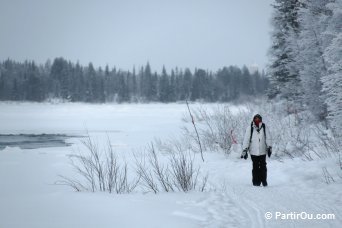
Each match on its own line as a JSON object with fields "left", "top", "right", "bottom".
{"left": 0, "top": 59, "right": 268, "bottom": 103}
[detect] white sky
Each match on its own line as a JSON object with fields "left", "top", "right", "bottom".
{"left": 0, "top": 0, "right": 274, "bottom": 72}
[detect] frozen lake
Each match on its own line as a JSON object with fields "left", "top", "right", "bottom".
{"left": 0, "top": 102, "right": 196, "bottom": 152}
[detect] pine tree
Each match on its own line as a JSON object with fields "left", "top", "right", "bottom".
{"left": 131, "top": 67, "right": 138, "bottom": 101}
{"left": 241, "top": 66, "right": 252, "bottom": 95}
{"left": 268, "top": 0, "right": 302, "bottom": 106}
{"left": 191, "top": 69, "right": 207, "bottom": 101}
{"left": 151, "top": 72, "right": 158, "bottom": 101}
{"left": 25, "top": 61, "right": 45, "bottom": 101}
{"left": 50, "top": 57, "right": 70, "bottom": 99}
{"left": 169, "top": 70, "right": 176, "bottom": 102}
{"left": 182, "top": 68, "right": 192, "bottom": 100}
{"left": 158, "top": 66, "right": 170, "bottom": 102}
{"left": 296, "top": 0, "right": 331, "bottom": 120}
{"left": 321, "top": 0, "right": 342, "bottom": 135}
{"left": 84, "top": 63, "right": 96, "bottom": 102}
{"left": 117, "top": 72, "right": 128, "bottom": 102}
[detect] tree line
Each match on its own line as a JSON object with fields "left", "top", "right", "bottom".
{"left": 268, "top": 0, "right": 341, "bottom": 134}
{"left": 0, "top": 58, "right": 268, "bottom": 103}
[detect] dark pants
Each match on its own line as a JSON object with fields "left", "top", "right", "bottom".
{"left": 251, "top": 155, "right": 267, "bottom": 186}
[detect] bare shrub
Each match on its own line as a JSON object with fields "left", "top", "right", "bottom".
{"left": 338, "top": 153, "right": 342, "bottom": 180}
{"left": 135, "top": 144, "right": 208, "bottom": 193}
{"left": 56, "top": 136, "right": 139, "bottom": 194}
{"left": 322, "top": 167, "right": 335, "bottom": 184}
{"left": 270, "top": 112, "right": 342, "bottom": 160}
{"left": 186, "top": 100, "right": 204, "bottom": 162}
{"left": 170, "top": 150, "right": 208, "bottom": 192}
{"left": 311, "top": 124, "right": 341, "bottom": 158}
{"left": 135, "top": 144, "right": 172, "bottom": 193}
{"left": 181, "top": 104, "right": 252, "bottom": 155}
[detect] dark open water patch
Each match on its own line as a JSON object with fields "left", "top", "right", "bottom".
{"left": 0, "top": 134, "right": 78, "bottom": 150}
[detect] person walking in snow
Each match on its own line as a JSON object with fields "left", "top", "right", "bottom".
{"left": 241, "top": 114, "right": 272, "bottom": 187}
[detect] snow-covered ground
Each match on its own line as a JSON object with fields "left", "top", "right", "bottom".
{"left": 0, "top": 102, "right": 341, "bottom": 228}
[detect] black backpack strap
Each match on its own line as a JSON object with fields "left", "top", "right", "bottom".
{"left": 249, "top": 121, "right": 254, "bottom": 145}
{"left": 262, "top": 123, "right": 268, "bottom": 148}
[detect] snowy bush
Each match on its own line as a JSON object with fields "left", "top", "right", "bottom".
{"left": 57, "top": 136, "right": 208, "bottom": 194}
{"left": 135, "top": 144, "right": 208, "bottom": 193}
{"left": 57, "top": 136, "right": 139, "bottom": 193}
{"left": 180, "top": 104, "right": 252, "bottom": 155}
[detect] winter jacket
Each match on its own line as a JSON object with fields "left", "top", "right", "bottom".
{"left": 242, "top": 122, "right": 272, "bottom": 156}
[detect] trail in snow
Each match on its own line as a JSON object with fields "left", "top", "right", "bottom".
{"left": 191, "top": 153, "right": 342, "bottom": 228}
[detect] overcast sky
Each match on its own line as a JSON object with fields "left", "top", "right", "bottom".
{"left": 0, "top": 0, "right": 274, "bottom": 72}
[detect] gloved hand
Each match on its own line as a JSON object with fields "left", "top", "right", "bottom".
{"left": 241, "top": 149, "right": 248, "bottom": 160}
{"left": 267, "top": 146, "right": 272, "bottom": 158}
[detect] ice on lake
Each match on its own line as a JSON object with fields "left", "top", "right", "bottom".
{"left": 0, "top": 134, "right": 76, "bottom": 150}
